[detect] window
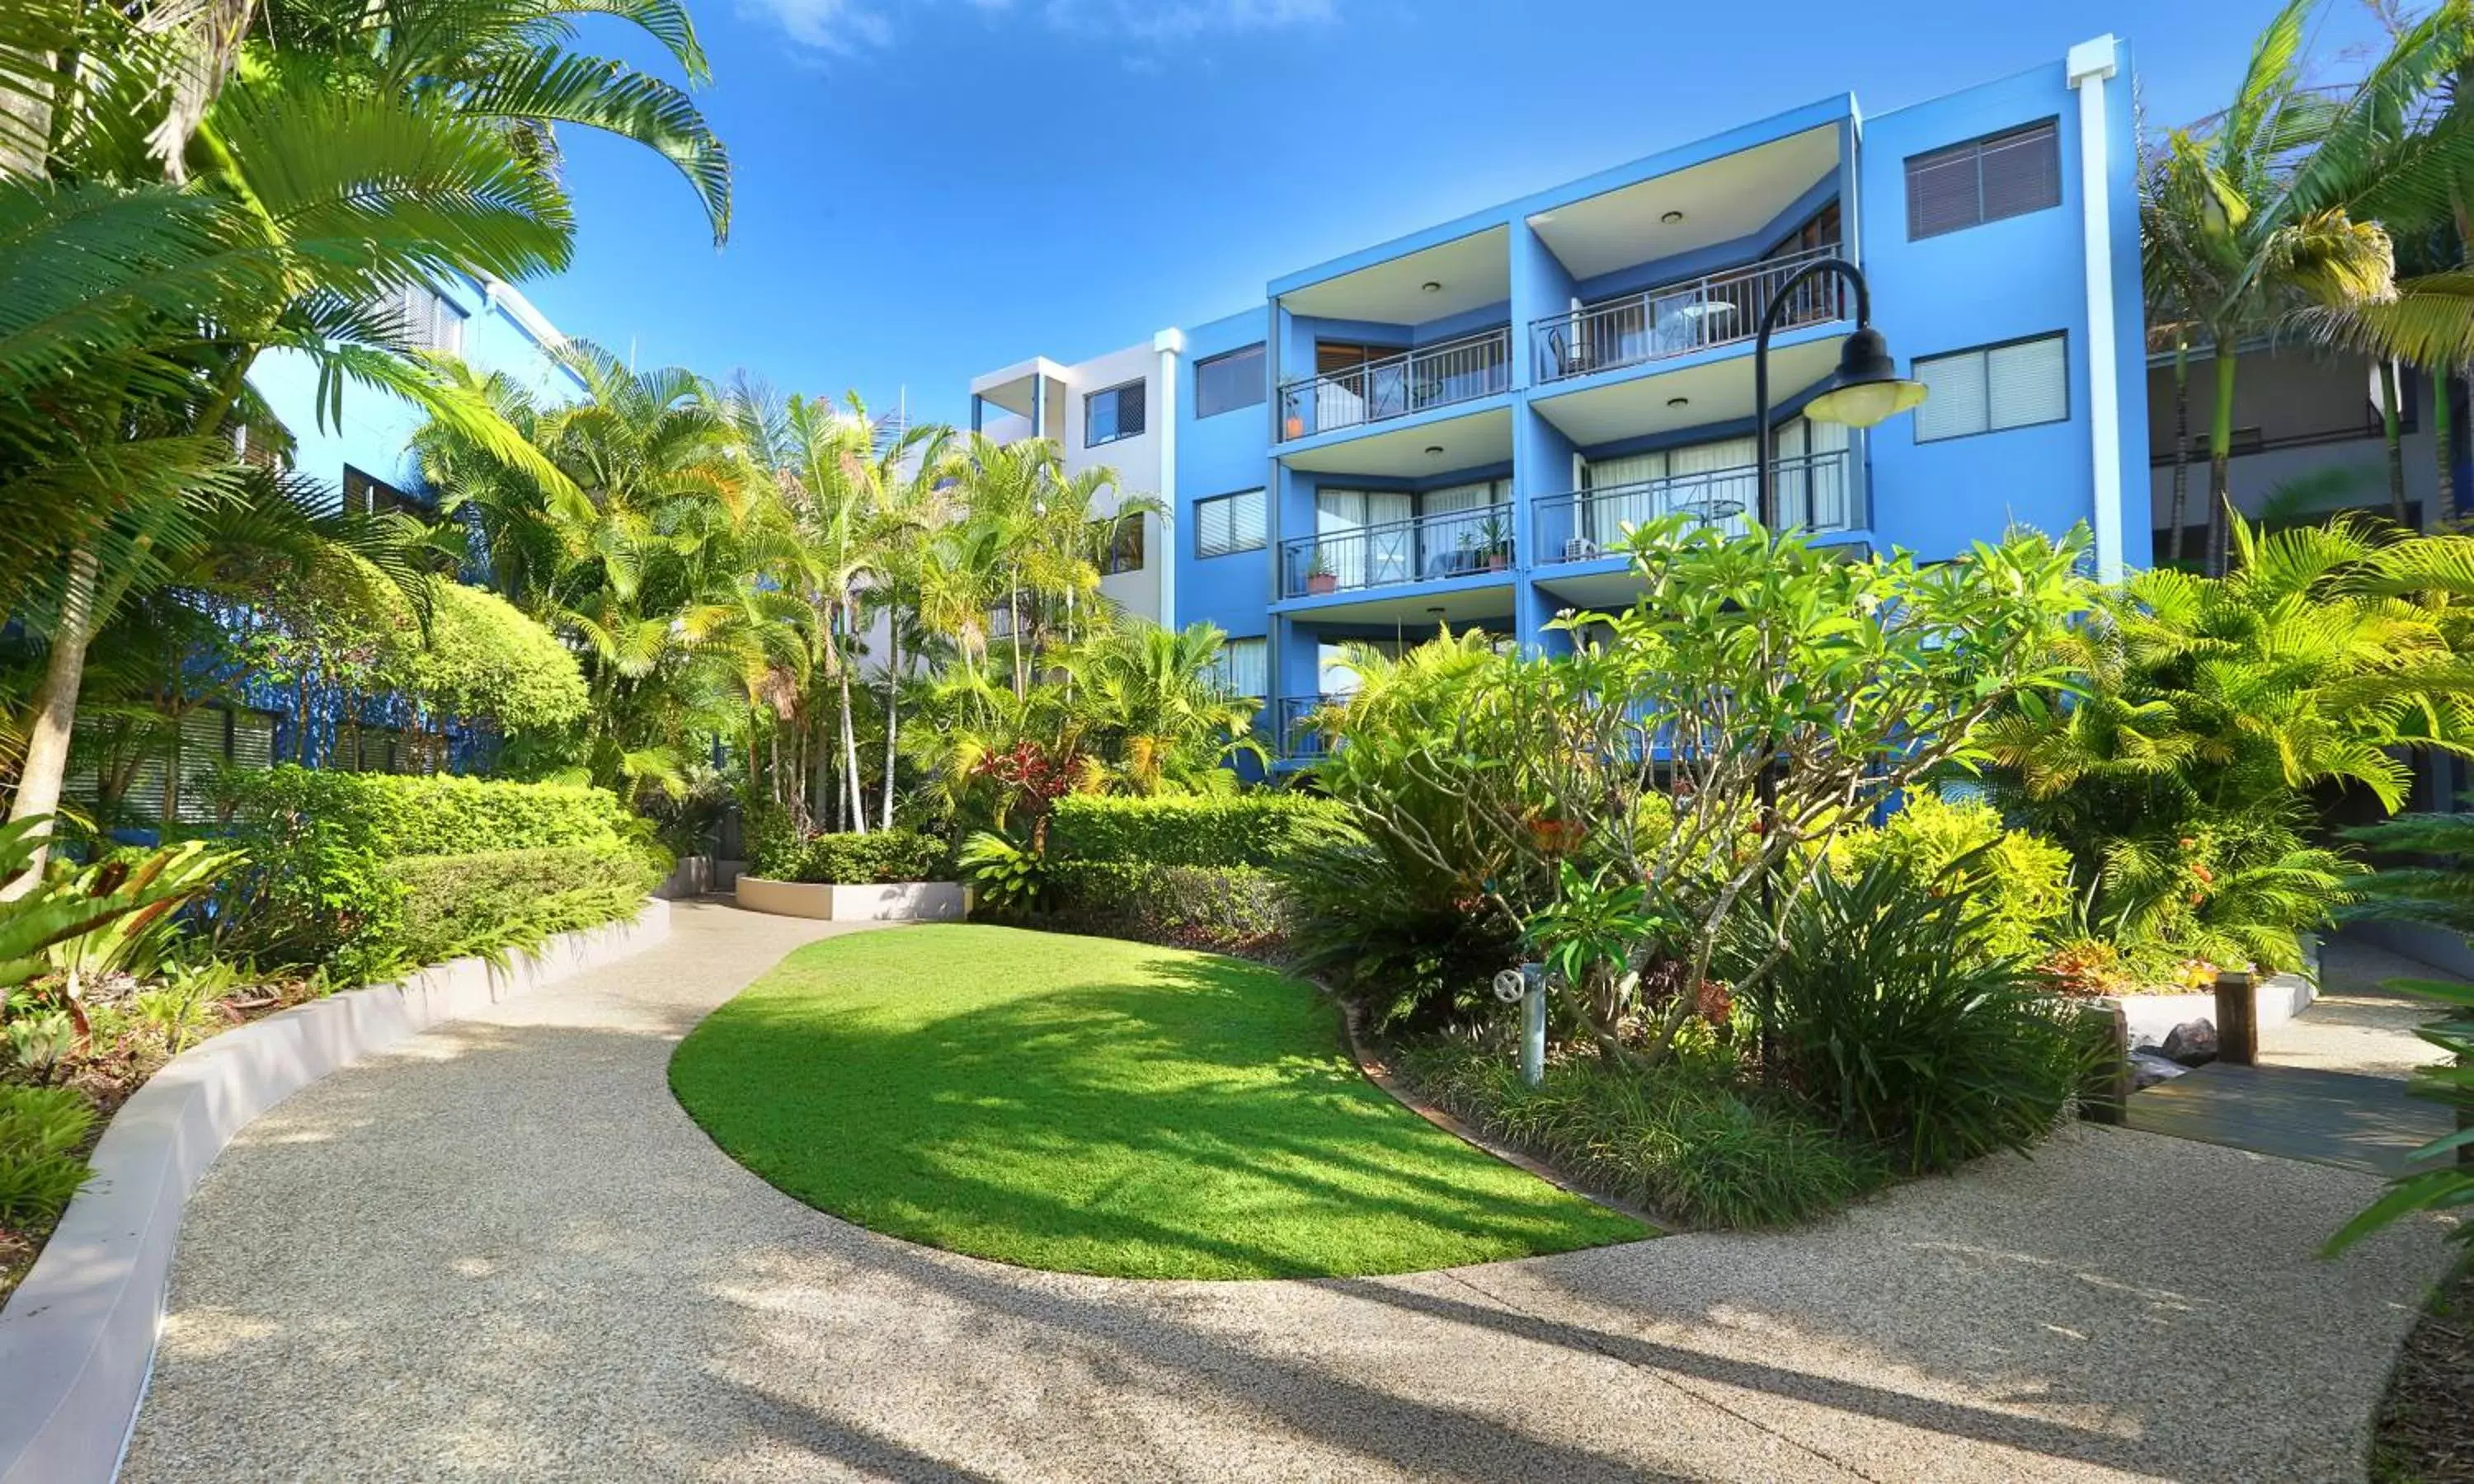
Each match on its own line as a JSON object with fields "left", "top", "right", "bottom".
{"left": 1084, "top": 379, "right": 1145, "bottom": 445}
{"left": 1195, "top": 344, "right": 1267, "bottom": 419}
{"left": 1912, "top": 334, "right": 2069, "bottom": 442}
{"left": 376, "top": 282, "right": 467, "bottom": 354}
{"left": 1094, "top": 514, "right": 1145, "bottom": 575}
{"left": 1210, "top": 636, "right": 1268, "bottom": 699}
{"left": 1194, "top": 490, "right": 1266, "bottom": 557}
{"left": 344, "top": 464, "right": 421, "bottom": 515}
{"left": 1905, "top": 120, "right": 2061, "bottom": 239}
{"left": 1766, "top": 200, "right": 1842, "bottom": 259}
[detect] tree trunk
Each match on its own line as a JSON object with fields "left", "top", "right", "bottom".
{"left": 2206, "top": 343, "right": 2239, "bottom": 578}
{"left": 2168, "top": 337, "right": 2192, "bottom": 566}
{"left": 880, "top": 624, "right": 900, "bottom": 829}
{"left": 839, "top": 663, "right": 867, "bottom": 834}
{"left": 2381, "top": 360, "right": 2409, "bottom": 526}
{"left": 2, "top": 544, "right": 100, "bottom": 898}
{"left": 2437, "top": 371, "right": 2457, "bottom": 528}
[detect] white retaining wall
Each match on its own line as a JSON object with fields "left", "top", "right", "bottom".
{"left": 733, "top": 877, "right": 966, "bottom": 923}
{"left": 0, "top": 898, "right": 673, "bottom": 1484}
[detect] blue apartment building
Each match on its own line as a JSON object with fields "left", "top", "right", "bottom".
{"left": 969, "top": 36, "right": 2144, "bottom": 761}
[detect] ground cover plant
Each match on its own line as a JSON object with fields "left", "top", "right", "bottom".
{"left": 668, "top": 924, "right": 1645, "bottom": 1279}
{"left": 1391, "top": 1040, "right": 1884, "bottom": 1230}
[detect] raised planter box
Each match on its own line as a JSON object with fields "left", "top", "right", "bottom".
{"left": 0, "top": 898, "right": 673, "bottom": 1484}
{"left": 734, "top": 876, "right": 966, "bottom": 923}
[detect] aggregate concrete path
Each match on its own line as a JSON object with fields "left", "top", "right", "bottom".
{"left": 121, "top": 904, "right": 2459, "bottom": 1483}
{"left": 2265, "top": 939, "right": 2459, "bottom": 1080}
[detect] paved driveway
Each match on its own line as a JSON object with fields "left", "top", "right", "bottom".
{"left": 122, "top": 903, "right": 2457, "bottom": 1482}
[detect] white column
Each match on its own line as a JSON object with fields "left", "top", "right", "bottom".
{"left": 2068, "top": 35, "right": 2125, "bottom": 582}
{"left": 1153, "top": 326, "right": 1186, "bottom": 629}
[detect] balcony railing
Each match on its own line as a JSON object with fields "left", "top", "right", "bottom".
{"left": 1275, "top": 693, "right": 1348, "bottom": 760}
{"left": 1281, "top": 505, "right": 1516, "bottom": 599}
{"left": 1532, "top": 449, "right": 1853, "bottom": 561}
{"left": 1529, "top": 246, "right": 1846, "bottom": 385}
{"left": 1277, "top": 328, "right": 1512, "bottom": 439}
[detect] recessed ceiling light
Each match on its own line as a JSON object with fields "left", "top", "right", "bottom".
{"left": 1421, "top": 280, "right": 1444, "bottom": 294}
{"left": 1661, "top": 209, "right": 1686, "bottom": 225}
{"left": 1424, "top": 444, "right": 1446, "bottom": 457}
{"left": 1667, "top": 396, "right": 1690, "bottom": 408}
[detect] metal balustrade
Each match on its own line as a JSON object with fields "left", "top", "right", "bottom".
{"left": 1531, "top": 449, "right": 1853, "bottom": 561}
{"left": 1529, "top": 247, "right": 1846, "bottom": 384}
{"left": 1274, "top": 694, "right": 1349, "bottom": 760}
{"left": 1280, "top": 505, "right": 1516, "bottom": 598}
{"left": 1277, "top": 328, "right": 1512, "bottom": 439}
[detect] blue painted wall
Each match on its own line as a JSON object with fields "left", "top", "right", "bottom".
{"left": 1125, "top": 41, "right": 2143, "bottom": 730}
{"left": 1860, "top": 40, "right": 2144, "bottom": 559}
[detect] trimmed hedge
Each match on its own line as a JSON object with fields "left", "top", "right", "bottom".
{"left": 385, "top": 844, "right": 661, "bottom": 969}
{"left": 1047, "top": 795, "right": 1352, "bottom": 870}
{"left": 1045, "top": 862, "right": 1291, "bottom": 956}
{"left": 214, "top": 766, "right": 637, "bottom": 856}
{"left": 208, "top": 767, "right": 661, "bottom": 981}
{"left": 751, "top": 829, "right": 952, "bottom": 885}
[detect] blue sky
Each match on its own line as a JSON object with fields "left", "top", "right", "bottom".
{"left": 522, "top": 0, "right": 2397, "bottom": 426}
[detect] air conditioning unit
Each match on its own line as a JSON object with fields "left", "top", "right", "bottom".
{"left": 1563, "top": 537, "right": 1602, "bottom": 561}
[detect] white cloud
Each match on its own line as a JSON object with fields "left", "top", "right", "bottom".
{"left": 740, "top": 0, "right": 1333, "bottom": 56}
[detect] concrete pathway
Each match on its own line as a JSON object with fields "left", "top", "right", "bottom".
{"left": 2265, "top": 938, "right": 2460, "bottom": 1080}
{"left": 121, "top": 904, "right": 2459, "bottom": 1483}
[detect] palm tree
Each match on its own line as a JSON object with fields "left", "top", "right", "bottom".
{"left": 2147, "top": 0, "right": 2474, "bottom": 574}
{"left": 415, "top": 343, "right": 783, "bottom": 803}
{"left": 948, "top": 435, "right": 1162, "bottom": 694}
{"left": 0, "top": 0, "right": 732, "bottom": 881}
{"left": 1070, "top": 622, "right": 1267, "bottom": 794}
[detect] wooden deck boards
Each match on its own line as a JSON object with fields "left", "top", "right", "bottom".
{"left": 2124, "top": 1062, "right": 2455, "bottom": 1176}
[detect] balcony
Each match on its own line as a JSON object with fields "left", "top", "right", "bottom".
{"left": 1280, "top": 505, "right": 1515, "bottom": 599}
{"left": 1532, "top": 448, "right": 1853, "bottom": 561}
{"left": 1278, "top": 328, "right": 1512, "bottom": 441}
{"left": 1274, "top": 693, "right": 1348, "bottom": 761}
{"left": 1529, "top": 247, "right": 1845, "bottom": 386}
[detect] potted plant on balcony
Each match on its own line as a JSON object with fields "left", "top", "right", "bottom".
{"left": 1303, "top": 547, "right": 1339, "bottom": 595}
{"left": 1475, "top": 512, "right": 1513, "bottom": 572}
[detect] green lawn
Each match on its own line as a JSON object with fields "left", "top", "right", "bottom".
{"left": 669, "top": 924, "right": 1646, "bottom": 1279}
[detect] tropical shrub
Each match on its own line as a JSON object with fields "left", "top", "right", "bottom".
{"left": 1279, "top": 834, "right": 1519, "bottom": 1034}
{"left": 1754, "top": 852, "right": 2085, "bottom": 1174}
{"left": 383, "top": 845, "right": 661, "bottom": 970}
{"left": 1045, "top": 862, "right": 1291, "bottom": 956}
{"left": 212, "top": 768, "right": 642, "bottom": 857}
{"left": 1314, "top": 519, "right": 2091, "bottom": 1058}
{"left": 958, "top": 831, "right": 1051, "bottom": 915}
{"left": 2343, "top": 801, "right": 2474, "bottom": 935}
{"left": 1987, "top": 519, "right": 2474, "bottom": 971}
{"left": 1047, "top": 794, "right": 1353, "bottom": 870}
{"left": 1839, "top": 796, "right": 2073, "bottom": 961}
{"left": 208, "top": 769, "right": 655, "bottom": 979}
{"left": 0, "top": 1085, "right": 95, "bottom": 1228}
{"left": 1391, "top": 1040, "right": 1882, "bottom": 1230}
{"left": 750, "top": 829, "right": 952, "bottom": 884}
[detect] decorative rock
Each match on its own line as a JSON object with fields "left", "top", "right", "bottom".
{"left": 2129, "top": 1049, "right": 2191, "bottom": 1091}
{"left": 2161, "top": 1018, "right": 2219, "bottom": 1068}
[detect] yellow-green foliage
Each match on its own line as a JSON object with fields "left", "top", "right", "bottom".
{"left": 1841, "top": 795, "right": 2072, "bottom": 960}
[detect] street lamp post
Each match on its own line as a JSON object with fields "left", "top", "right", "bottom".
{"left": 1751, "top": 256, "right": 1927, "bottom": 528}
{"left": 1747, "top": 257, "right": 1926, "bottom": 1081}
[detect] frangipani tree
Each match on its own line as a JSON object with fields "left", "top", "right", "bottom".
{"left": 1316, "top": 516, "right": 2094, "bottom": 1064}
